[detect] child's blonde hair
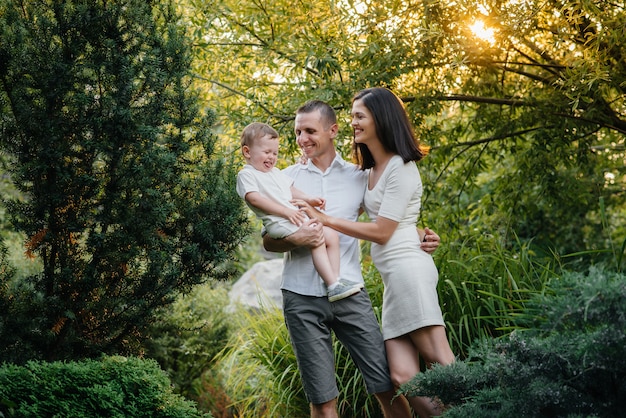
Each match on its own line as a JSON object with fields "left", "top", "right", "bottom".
{"left": 240, "top": 122, "right": 279, "bottom": 147}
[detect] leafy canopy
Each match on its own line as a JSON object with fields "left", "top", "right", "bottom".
{"left": 185, "top": 0, "right": 625, "bottom": 260}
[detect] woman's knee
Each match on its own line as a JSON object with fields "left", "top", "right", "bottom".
{"left": 390, "top": 367, "right": 419, "bottom": 387}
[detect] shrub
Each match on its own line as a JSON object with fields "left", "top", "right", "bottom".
{"left": 399, "top": 267, "right": 626, "bottom": 417}
{"left": 143, "top": 283, "right": 232, "bottom": 400}
{"left": 436, "top": 233, "right": 559, "bottom": 358}
{"left": 0, "top": 356, "right": 211, "bottom": 418}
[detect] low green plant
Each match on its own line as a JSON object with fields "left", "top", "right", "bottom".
{"left": 0, "top": 356, "right": 211, "bottom": 418}
{"left": 436, "top": 233, "right": 559, "bottom": 358}
{"left": 205, "top": 306, "right": 307, "bottom": 418}
{"left": 399, "top": 267, "right": 626, "bottom": 417}
{"left": 143, "top": 282, "right": 232, "bottom": 400}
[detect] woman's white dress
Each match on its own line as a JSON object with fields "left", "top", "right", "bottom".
{"left": 364, "top": 155, "right": 445, "bottom": 340}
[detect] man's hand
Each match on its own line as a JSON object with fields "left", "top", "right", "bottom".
{"left": 420, "top": 227, "right": 440, "bottom": 254}
{"left": 263, "top": 219, "right": 325, "bottom": 253}
{"left": 288, "top": 219, "right": 325, "bottom": 248}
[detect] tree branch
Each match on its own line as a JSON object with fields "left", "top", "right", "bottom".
{"left": 218, "top": 10, "right": 320, "bottom": 78}
{"left": 442, "top": 126, "right": 546, "bottom": 149}
{"left": 192, "top": 74, "right": 276, "bottom": 116}
{"left": 405, "top": 94, "right": 527, "bottom": 106}
{"left": 405, "top": 95, "right": 626, "bottom": 135}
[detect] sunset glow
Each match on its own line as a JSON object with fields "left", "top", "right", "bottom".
{"left": 470, "top": 19, "right": 496, "bottom": 44}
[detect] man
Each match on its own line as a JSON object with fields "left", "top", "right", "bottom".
{"left": 263, "top": 100, "right": 441, "bottom": 418}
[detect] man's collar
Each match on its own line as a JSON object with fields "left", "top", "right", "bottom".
{"left": 305, "top": 153, "right": 347, "bottom": 172}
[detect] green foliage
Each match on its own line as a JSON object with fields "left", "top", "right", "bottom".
{"left": 142, "top": 283, "right": 232, "bottom": 400}
{"left": 0, "top": 0, "right": 249, "bottom": 363}
{"left": 229, "top": 216, "right": 267, "bottom": 277}
{"left": 399, "top": 268, "right": 626, "bottom": 417}
{"left": 0, "top": 241, "right": 15, "bottom": 287}
{"left": 0, "top": 231, "right": 42, "bottom": 281}
{"left": 183, "top": 0, "right": 625, "bottom": 264}
{"left": 0, "top": 159, "right": 41, "bottom": 281}
{"left": 184, "top": 0, "right": 359, "bottom": 155}
{"left": 436, "top": 233, "right": 559, "bottom": 358}
{"left": 206, "top": 307, "right": 309, "bottom": 418}
{"left": 0, "top": 356, "right": 212, "bottom": 418}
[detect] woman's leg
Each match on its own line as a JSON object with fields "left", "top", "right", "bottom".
{"left": 385, "top": 336, "right": 443, "bottom": 417}
{"left": 408, "top": 325, "right": 455, "bottom": 366}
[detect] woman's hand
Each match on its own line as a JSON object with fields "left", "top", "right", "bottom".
{"left": 284, "top": 207, "right": 307, "bottom": 226}
{"left": 291, "top": 199, "right": 328, "bottom": 224}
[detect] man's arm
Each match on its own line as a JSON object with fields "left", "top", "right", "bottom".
{"left": 263, "top": 219, "right": 325, "bottom": 253}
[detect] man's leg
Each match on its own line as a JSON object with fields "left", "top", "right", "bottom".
{"left": 311, "top": 398, "right": 338, "bottom": 418}
{"left": 283, "top": 290, "right": 339, "bottom": 416}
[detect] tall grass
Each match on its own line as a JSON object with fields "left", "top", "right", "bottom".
{"left": 206, "top": 306, "right": 308, "bottom": 418}
{"left": 437, "top": 234, "right": 560, "bottom": 358}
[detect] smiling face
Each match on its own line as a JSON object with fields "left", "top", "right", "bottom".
{"left": 294, "top": 109, "right": 337, "bottom": 163}
{"left": 242, "top": 134, "right": 279, "bottom": 173}
{"left": 351, "top": 98, "right": 378, "bottom": 146}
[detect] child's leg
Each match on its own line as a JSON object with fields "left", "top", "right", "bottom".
{"left": 310, "top": 242, "right": 338, "bottom": 287}
{"left": 311, "top": 227, "right": 362, "bottom": 302}
{"left": 323, "top": 226, "right": 340, "bottom": 278}
{"left": 310, "top": 227, "right": 340, "bottom": 287}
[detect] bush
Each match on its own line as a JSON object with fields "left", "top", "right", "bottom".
{"left": 436, "top": 233, "right": 559, "bottom": 358}
{"left": 0, "top": 356, "right": 211, "bottom": 418}
{"left": 399, "top": 267, "right": 626, "bottom": 417}
{"left": 143, "top": 283, "right": 232, "bottom": 400}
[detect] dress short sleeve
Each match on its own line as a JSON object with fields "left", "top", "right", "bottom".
{"left": 377, "top": 156, "right": 421, "bottom": 222}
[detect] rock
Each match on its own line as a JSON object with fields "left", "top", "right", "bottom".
{"left": 228, "top": 258, "right": 284, "bottom": 311}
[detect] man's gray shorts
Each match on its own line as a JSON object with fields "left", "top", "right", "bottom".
{"left": 282, "top": 288, "right": 394, "bottom": 405}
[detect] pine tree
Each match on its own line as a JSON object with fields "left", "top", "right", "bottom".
{"left": 0, "top": 0, "right": 249, "bottom": 363}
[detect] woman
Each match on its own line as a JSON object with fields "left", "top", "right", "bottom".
{"left": 295, "top": 87, "right": 455, "bottom": 417}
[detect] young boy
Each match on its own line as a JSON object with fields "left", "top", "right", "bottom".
{"left": 236, "top": 122, "right": 362, "bottom": 302}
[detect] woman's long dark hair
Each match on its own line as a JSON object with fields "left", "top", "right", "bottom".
{"left": 352, "top": 87, "right": 429, "bottom": 170}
